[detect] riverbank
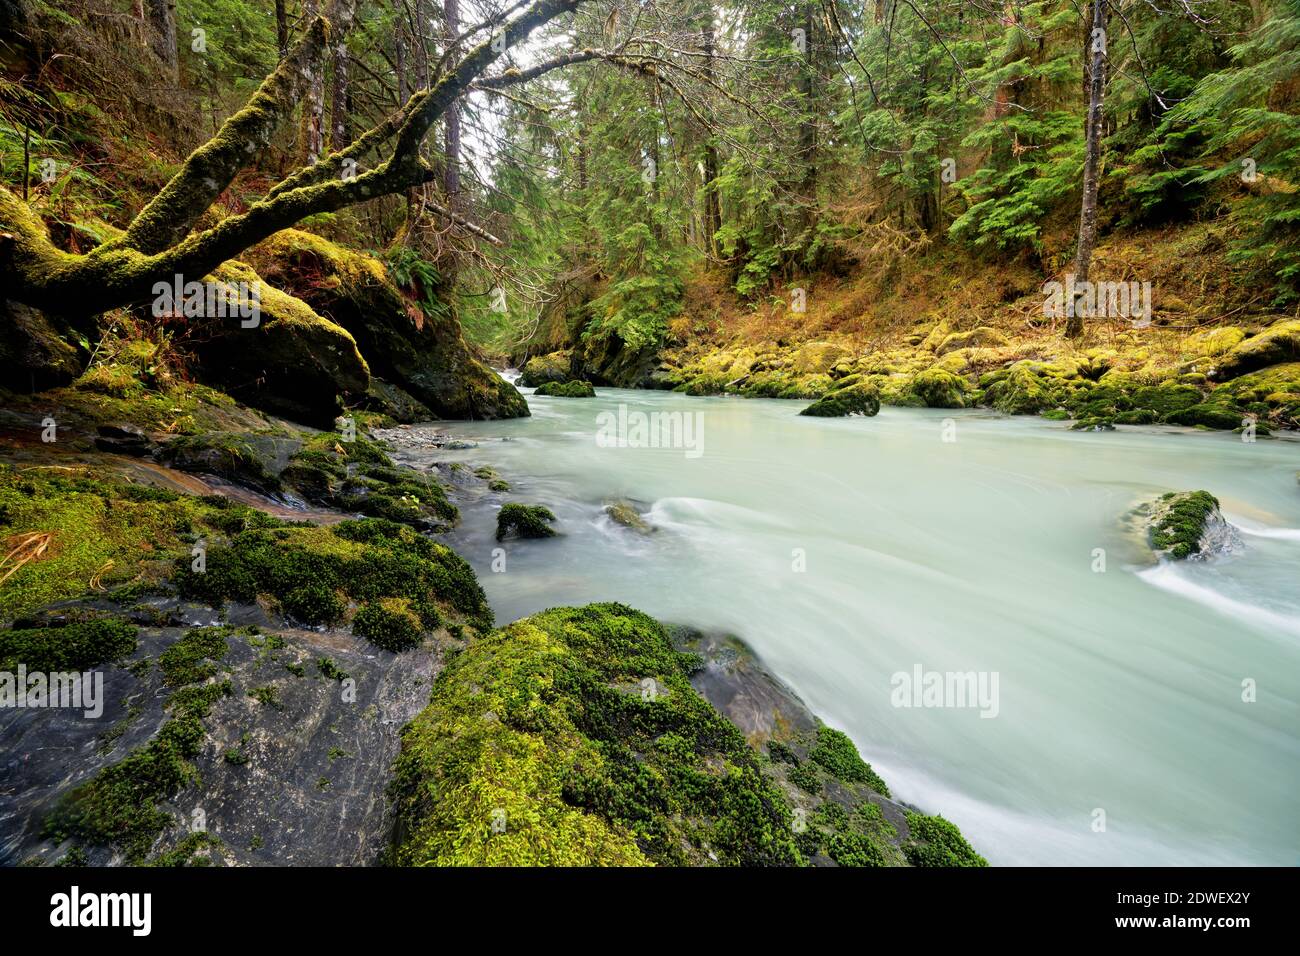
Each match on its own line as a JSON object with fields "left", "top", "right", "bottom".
{"left": 0, "top": 379, "right": 984, "bottom": 866}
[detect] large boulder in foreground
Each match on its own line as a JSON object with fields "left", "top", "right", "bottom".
{"left": 249, "top": 230, "right": 527, "bottom": 421}
{"left": 187, "top": 261, "right": 369, "bottom": 428}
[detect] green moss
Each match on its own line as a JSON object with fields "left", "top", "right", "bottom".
{"left": 0, "top": 466, "right": 289, "bottom": 622}
{"left": 910, "top": 368, "right": 970, "bottom": 408}
{"left": 147, "top": 832, "right": 221, "bottom": 867}
{"left": 353, "top": 597, "right": 424, "bottom": 651}
{"left": 0, "top": 618, "right": 137, "bottom": 672}
{"left": 174, "top": 518, "right": 491, "bottom": 632}
{"left": 902, "top": 812, "right": 988, "bottom": 867}
{"left": 519, "top": 351, "right": 573, "bottom": 387}
{"left": 42, "top": 629, "right": 232, "bottom": 862}
{"left": 496, "top": 503, "right": 558, "bottom": 540}
{"left": 788, "top": 760, "right": 822, "bottom": 794}
{"left": 1150, "top": 490, "right": 1220, "bottom": 560}
{"left": 984, "top": 363, "right": 1054, "bottom": 415}
{"left": 389, "top": 603, "right": 801, "bottom": 866}
{"left": 534, "top": 380, "right": 596, "bottom": 398}
{"left": 317, "top": 657, "right": 350, "bottom": 682}
{"left": 808, "top": 726, "right": 890, "bottom": 796}
{"left": 1166, "top": 402, "right": 1245, "bottom": 430}
{"left": 157, "top": 628, "right": 230, "bottom": 686}
{"left": 248, "top": 685, "right": 282, "bottom": 709}
{"left": 1214, "top": 318, "right": 1300, "bottom": 378}
{"left": 279, "top": 582, "right": 346, "bottom": 626}
{"left": 799, "top": 383, "right": 880, "bottom": 417}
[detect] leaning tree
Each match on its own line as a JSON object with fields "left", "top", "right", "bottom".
{"left": 0, "top": 0, "right": 655, "bottom": 326}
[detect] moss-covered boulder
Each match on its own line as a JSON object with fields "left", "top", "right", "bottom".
{"left": 158, "top": 431, "right": 300, "bottom": 493}
{"left": 1182, "top": 326, "right": 1245, "bottom": 357}
{"left": 174, "top": 517, "right": 491, "bottom": 632}
{"left": 188, "top": 260, "right": 370, "bottom": 428}
{"left": 604, "top": 500, "right": 653, "bottom": 534}
{"left": 0, "top": 299, "right": 87, "bottom": 393}
{"left": 935, "top": 327, "right": 1009, "bottom": 356}
{"left": 1141, "top": 491, "right": 1240, "bottom": 560}
{"left": 983, "top": 362, "right": 1062, "bottom": 415}
{"left": 533, "top": 379, "right": 595, "bottom": 398}
{"left": 249, "top": 230, "right": 527, "bottom": 421}
{"left": 792, "top": 341, "right": 853, "bottom": 374}
{"left": 1213, "top": 318, "right": 1300, "bottom": 379}
{"left": 519, "top": 350, "right": 573, "bottom": 387}
{"left": 799, "top": 383, "right": 880, "bottom": 417}
{"left": 911, "top": 368, "right": 970, "bottom": 408}
{"left": 388, "top": 603, "right": 802, "bottom": 865}
{"left": 495, "top": 503, "right": 557, "bottom": 540}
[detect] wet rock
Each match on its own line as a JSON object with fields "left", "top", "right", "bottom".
{"left": 799, "top": 383, "right": 880, "bottom": 417}
{"left": 604, "top": 500, "right": 653, "bottom": 534}
{"left": 1138, "top": 490, "right": 1241, "bottom": 560}
{"left": 94, "top": 423, "right": 154, "bottom": 456}
{"left": 519, "top": 350, "right": 574, "bottom": 387}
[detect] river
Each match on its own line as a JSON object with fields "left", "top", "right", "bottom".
{"left": 406, "top": 383, "right": 1299, "bottom": 866}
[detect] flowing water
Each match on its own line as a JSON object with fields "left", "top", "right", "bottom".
{"left": 415, "top": 383, "right": 1299, "bottom": 866}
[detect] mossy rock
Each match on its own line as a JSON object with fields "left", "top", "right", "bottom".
{"left": 910, "top": 368, "right": 970, "bottom": 408}
{"left": 495, "top": 503, "right": 558, "bottom": 540}
{"left": 187, "top": 260, "right": 370, "bottom": 428}
{"left": 935, "top": 326, "right": 1009, "bottom": 356}
{"left": 534, "top": 379, "right": 596, "bottom": 398}
{"left": 352, "top": 597, "right": 425, "bottom": 652}
{"left": 159, "top": 432, "right": 299, "bottom": 493}
{"left": 1144, "top": 490, "right": 1237, "bottom": 560}
{"left": 174, "top": 517, "right": 492, "bottom": 632}
{"left": 1125, "top": 383, "right": 1204, "bottom": 420}
{"left": 799, "top": 383, "right": 880, "bottom": 417}
{"left": 985, "top": 363, "right": 1054, "bottom": 415}
{"left": 791, "top": 341, "right": 853, "bottom": 374}
{"left": 1213, "top": 318, "right": 1300, "bottom": 379}
{"left": 519, "top": 350, "right": 574, "bottom": 387}
{"left": 604, "top": 500, "right": 653, "bottom": 534}
{"left": 1165, "top": 402, "right": 1246, "bottom": 430}
{"left": 250, "top": 230, "right": 527, "bottom": 421}
{"left": 0, "top": 299, "right": 87, "bottom": 393}
{"left": 1182, "top": 326, "right": 1245, "bottom": 357}
{"left": 388, "top": 603, "right": 802, "bottom": 865}
{"left": 902, "top": 812, "right": 988, "bottom": 867}
{"left": 0, "top": 618, "right": 137, "bottom": 672}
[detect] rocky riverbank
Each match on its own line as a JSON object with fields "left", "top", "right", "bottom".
{"left": 0, "top": 385, "right": 983, "bottom": 867}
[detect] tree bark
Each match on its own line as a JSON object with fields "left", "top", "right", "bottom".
{"left": 276, "top": 0, "right": 290, "bottom": 59}
{"left": 1068, "top": 0, "right": 1107, "bottom": 339}
{"left": 700, "top": 5, "right": 721, "bottom": 255}
{"left": 303, "top": 0, "right": 326, "bottom": 163}
{"left": 444, "top": 0, "right": 462, "bottom": 212}
{"left": 146, "top": 0, "right": 178, "bottom": 81}
{"left": 331, "top": 37, "right": 350, "bottom": 149}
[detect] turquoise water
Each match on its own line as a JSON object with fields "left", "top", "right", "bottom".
{"left": 411, "top": 383, "right": 1300, "bottom": 865}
